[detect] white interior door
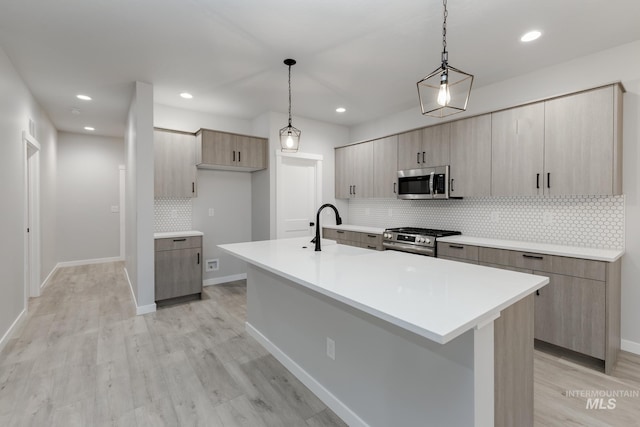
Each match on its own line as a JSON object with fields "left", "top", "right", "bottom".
{"left": 23, "top": 131, "right": 41, "bottom": 300}
{"left": 276, "top": 152, "right": 322, "bottom": 239}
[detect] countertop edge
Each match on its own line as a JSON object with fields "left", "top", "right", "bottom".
{"left": 437, "top": 235, "right": 624, "bottom": 262}
{"left": 322, "top": 224, "right": 385, "bottom": 234}
{"left": 154, "top": 230, "right": 204, "bottom": 239}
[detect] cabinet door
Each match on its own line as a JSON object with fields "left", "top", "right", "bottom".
{"left": 534, "top": 273, "right": 605, "bottom": 359}
{"left": 492, "top": 103, "right": 544, "bottom": 196}
{"left": 544, "top": 86, "right": 614, "bottom": 196}
{"left": 352, "top": 142, "right": 373, "bottom": 198}
{"left": 421, "top": 123, "right": 450, "bottom": 166}
{"left": 334, "top": 146, "right": 351, "bottom": 199}
{"left": 154, "top": 130, "right": 196, "bottom": 198}
{"left": 373, "top": 136, "right": 398, "bottom": 198}
{"left": 155, "top": 247, "right": 202, "bottom": 301}
{"left": 236, "top": 135, "right": 267, "bottom": 169}
{"left": 450, "top": 114, "right": 492, "bottom": 197}
{"left": 200, "top": 130, "right": 236, "bottom": 166}
{"left": 397, "top": 129, "right": 423, "bottom": 170}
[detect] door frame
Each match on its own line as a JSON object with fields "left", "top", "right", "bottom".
{"left": 23, "top": 131, "right": 41, "bottom": 301}
{"left": 275, "top": 151, "right": 323, "bottom": 239}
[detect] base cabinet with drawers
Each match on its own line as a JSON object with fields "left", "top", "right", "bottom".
{"left": 322, "top": 228, "right": 383, "bottom": 250}
{"left": 437, "top": 241, "right": 621, "bottom": 374}
{"left": 155, "top": 236, "right": 203, "bottom": 303}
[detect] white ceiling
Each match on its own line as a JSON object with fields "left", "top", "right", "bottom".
{"left": 1, "top": 0, "right": 639, "bottom": 137}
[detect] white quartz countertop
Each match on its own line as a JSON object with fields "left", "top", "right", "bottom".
{"left": 437, "top": 235, "right": 624, "bottom": 262}
{"left": 154, "top": 230, "right": 204, "bottom": 239}
{"left": 219, "top": 237, "right": 548, "bottom": 344}
{"left": 321, "top": 224, "right": 385, "bottom": 234}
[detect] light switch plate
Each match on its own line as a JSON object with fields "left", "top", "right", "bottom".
{"left": 208, "top": 208, "right": 215, "bottom": 217}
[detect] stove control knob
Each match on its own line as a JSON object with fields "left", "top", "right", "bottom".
{"left": 425, "top": 238, "right": 431, "bottom": 245}
{"left": 417, "top": 237, "right": 424, "bottom": 243}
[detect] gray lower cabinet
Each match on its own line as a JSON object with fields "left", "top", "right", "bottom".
{"left": 439, "top": 241, "right": 621, "bottom": 374}
{"left": 155, "top": 236, "right": 203, "bottom": 302}
{"left": 322, "top": 228, "right": 383, "bottom": 250}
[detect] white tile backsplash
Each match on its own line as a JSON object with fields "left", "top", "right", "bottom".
{"left": 154, "top": 198, "right": 193, "bottom": 232}
{"left": 347, "top": 195, "right": 625, "bottom": 249}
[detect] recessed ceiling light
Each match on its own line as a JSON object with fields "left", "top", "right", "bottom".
{"left": 520, "top": 30, "right": 542, "bottom": 42}
{"left": 336, "top": 107, "right": 346, "bottom": 113}
{"left": 76, "top": 94, "right": 92, "bottom": 101}
{"left": 84, "top": 126, "right": 95, "bottom": 131}
{"left": 180, "top": 92, "right": 193, "bottom": 99}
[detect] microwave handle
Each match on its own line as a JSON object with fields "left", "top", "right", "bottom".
{"left": 429, "top": 171, "right": 435, "bottom": 195}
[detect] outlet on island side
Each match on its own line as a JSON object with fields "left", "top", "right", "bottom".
{"left": 206, "top": 259, "right": 219, "bottom": 272}
{"left": 326, "top": 337, "right": 335, "bottom": 360}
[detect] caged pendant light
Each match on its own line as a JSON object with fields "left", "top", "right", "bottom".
{"left": 280, "top": 58, "right": 301, "bottom": 152}
{"left": 417, "top": 0, "right": 473, "bottom": 118}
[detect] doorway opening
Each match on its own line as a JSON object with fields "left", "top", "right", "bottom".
{"left": 23, "top": 131, "right": 41, "bottom": 302}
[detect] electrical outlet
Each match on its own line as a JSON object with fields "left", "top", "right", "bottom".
{"left": 208, "top": 208, "right": 215, "bottom": 217}
{"left": 206, "top": 259, "right": 219, "bottom": 272}
{"left": 543, "top": 211, "right": 555, "bottom": 225}
{"left": 490, "top": 211, "right": 500, "bottom": 223}
{"left": 326, "top": 337, "right": 335, "bottom": 360}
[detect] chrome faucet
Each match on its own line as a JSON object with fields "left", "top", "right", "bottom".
{"left": 313, "top": 204, "right": 342, "bottom": 251}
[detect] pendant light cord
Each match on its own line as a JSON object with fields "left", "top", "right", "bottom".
{"left": 441, "top": 0, "right": 448, "bottom": 65}
{"left": 288, "top": 64, "right": 293, "bottom": 127}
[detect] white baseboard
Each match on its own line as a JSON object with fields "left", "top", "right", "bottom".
{"left": 246, "top": 322, "right": 368, "bottom": 427}
{"left": 56, "top": 256, "right": 123, "bottom": 268}
{"left": 203, "top": 273, "right": 247, "bottom": 287}
{"left": 124, "top": 267, "right": 156, "bottom": 316}
{"left": 0, "top": 309, "right": 27, "bottom": 355}
{"left": 621, "top": 339, "right": 640, "bottom": 356}
{"left": 40, "top": 265, "right": 57, "bottom": 290}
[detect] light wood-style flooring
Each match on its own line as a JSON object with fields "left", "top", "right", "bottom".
{"left": 1, "top": 262, "right": 639, "bottom": 426}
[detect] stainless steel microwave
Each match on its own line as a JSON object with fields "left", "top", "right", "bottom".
{"left": 397, "top": 166, "right": 451, "bottom": 199}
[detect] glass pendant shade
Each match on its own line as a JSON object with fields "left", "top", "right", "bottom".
{"left": 417, "top": 63, "right": 473, "bottom": 118}
{"left": 279, "top": 124, "right": 301, "bottom": 153}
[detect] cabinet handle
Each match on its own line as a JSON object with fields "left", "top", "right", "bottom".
{"left": 192, "top": 182, "right": 195, "bottom": 193}
{"left": 393, "top": 182, "right": 397, "bottom": 194}
{"left": 238, "top": 151, "right": 241, "bottom": 162}
{"left": 547, "top": 172, "right": 550, "bottom": 189}
{"left": 353, "top": 185, "right": 356, "bottom": 195}
{"left": 522, "top": 254, "right": 544, "bottom": 260}
{"left": 416, "top": 152, "right": 420, "bottom": 164}
{"left": 536, "top": 289, "right": 540, "bottom": 296}
{"left": 449, "top": 245, "right": 464, "bottom": 249}
{"left": 197, "top": 252, "right": 200, "bottom": 264}
{"left": 422, "top": 151, "right": 425, "bottom": 164}
{"left": 349, "top": 185, "right": 353, "bottom": 195}
{"left": 450, "top": 178, "right": 455, "bottom": 192}
{"left": 233, "top": 151, "right": 236, "bottom": 162}
{"left": 337, "top": 230, "right": 345, "bottom": 234}
{"left": 536, "top": 173, "right": 540, "bottom": 189}
{"left": 367, "top": 245, "right": 376, "bottom": 249}
{"left": 367, "top": 234, "right": 377, "bottom": 238}
{"left": 173, "top": 238, "right": 187, "bottom": 242}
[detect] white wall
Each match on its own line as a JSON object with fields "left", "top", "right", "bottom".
{"left": 154, "top": 103, "right": 253, "bottom": 135}
{"left": 349, "top": 40, "right": 640, "bottom": 351}
{"left": 0, "top": 45, "right": 57, "bottom": 348}
{"left": 56, "top": 132, "right": 123, "bottom": 262}
{"left": 258, "top": 112, "right": 350, "bottom": 240}
{"left": 193, "top": 170, "right": 252, "bottom": 282}
{"left": 125, "top": 81, "right": 155, "bottom": 311}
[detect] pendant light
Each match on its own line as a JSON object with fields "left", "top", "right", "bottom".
{"left": 417, "top": 0, "right": 473, "bottom": 118}
{"left": 280, "top": 58, "right": 301, "bottom": 152}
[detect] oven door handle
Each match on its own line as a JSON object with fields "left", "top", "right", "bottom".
{"left": 429, "top": 171, "right": 435, "bottom": 196}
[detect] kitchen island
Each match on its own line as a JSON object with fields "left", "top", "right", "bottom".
{"left": 219, "top": 237, "right": 548, "bottom": 427}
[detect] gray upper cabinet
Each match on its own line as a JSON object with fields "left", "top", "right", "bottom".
{"left": 154, "top": 129, "right": 197, "bottom": 198}
{"left": 450, "top": 114, "right": 492, "bottom": 197}
{"left": 491, "top": 102, "right": 545, "bottom": 196}
{"left": 335, "top": 142, "right": 373, "bottom": 199}
{"left": 397, "top": 124, "right": 449, "bottom": 170}
{"left": 196, "top": 129, "right": 267, "bottom": 171}
{"left": 373, "top": 136, "right": 398, "bottom": 198}
{"left": 544, "top": 85, "right": 623, "bottom": 196}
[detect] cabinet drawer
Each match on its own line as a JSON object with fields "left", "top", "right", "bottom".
{"left": 334, "top": 229, "right": 357, "bottom": 243}
{"left": 479, "top": 247, "right": 605, "bottom": 280}
{"left": 322, "top": 228, "right": 339, "bottom": 241}
{"left": 479, "top": 247, "right": 552, "bottom": 271}
{"left": 360, "top": 242, "right": 383, "bottom": 251}
{"left": 155, "top": 236, "right": 202, "bottom": 251}
{"left": 439, "top": 255, "right": 478, "bottom": 265}
{"left": 437, "top": 242, "right": 479, "bottom": 261}
{"left": 358, "top": 232, "right": 382, "bottom": 246}
{"left": 478, "top": 262, "right": 531, "bottom": 274}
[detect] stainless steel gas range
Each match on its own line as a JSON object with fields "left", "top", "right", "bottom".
{"left": 382, "top": 227, "right": 461, "bottom": 257}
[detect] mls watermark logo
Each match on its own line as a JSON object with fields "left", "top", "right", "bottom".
{"left": 563, "top": 389, "right": 639, "bottom": 410}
